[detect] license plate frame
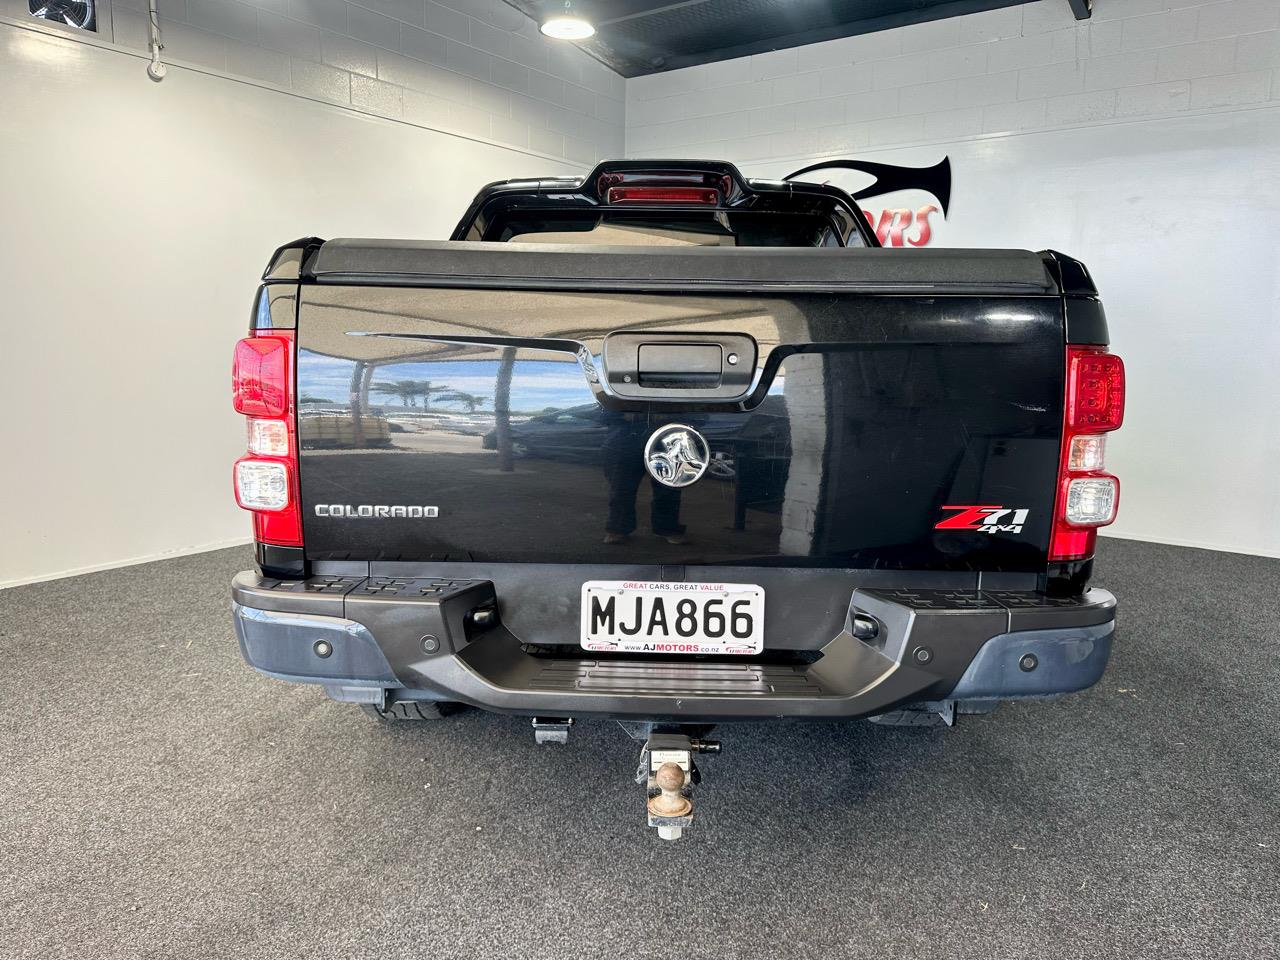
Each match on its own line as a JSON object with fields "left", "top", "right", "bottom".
{"left": 580, "top": 580, "right": 765, "bottom": 656}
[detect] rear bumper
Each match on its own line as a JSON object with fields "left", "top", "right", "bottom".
{"left": 231, "top": 571, "right": 1115, "bottom": 722}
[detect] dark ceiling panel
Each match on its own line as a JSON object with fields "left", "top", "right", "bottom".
{"left": 507, "top": 0, "right": 1042, "bottom": 78}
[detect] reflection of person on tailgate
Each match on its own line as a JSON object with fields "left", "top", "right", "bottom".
{"left": 601, "top": 412, "right": 686, "bottom": 545}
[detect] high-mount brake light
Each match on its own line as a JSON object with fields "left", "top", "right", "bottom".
{"left": 1050, "top": 346, "right": 1125, "bottom": 561}
{"left": 232, "top": 330, "right": 302, "bottom": 546}
{"left": 606, "top": 186, "right": 720, "bottom": 205}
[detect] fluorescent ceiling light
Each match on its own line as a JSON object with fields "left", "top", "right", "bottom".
{"left": 540, "top": 15, "right": 595, "bottom": 40}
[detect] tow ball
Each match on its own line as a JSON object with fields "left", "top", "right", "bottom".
{"left": 634, "top": 731, "right": 721, "bottom": 841}
{"left": 535, "top": 721, "right": 721, "bottom": 839}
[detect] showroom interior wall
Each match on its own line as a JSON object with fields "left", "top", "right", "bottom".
{"left": 5, "top": 0, "right": 1278, "bottom": 588}
{"left": 0, "top": 3, "right": 622, "bottom": 588}
{"left": 628, "top": 0, "right": 1280, "bottom": 558}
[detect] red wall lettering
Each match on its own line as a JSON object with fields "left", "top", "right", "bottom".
{"left": 864, "top": 206, "right": 940, "bottom": 247}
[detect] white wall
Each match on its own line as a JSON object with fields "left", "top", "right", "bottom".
{"left": 627, "top": 0, "right": 1280, "bottom": 558}
{"left": 627, "top": 0, "right": 1279, "bottom": 160}
{"left": 0, "top": 22, "right": 587, "bottom": 587}
{"left": 0, "top": 0, "right": 625, "bottom": 164}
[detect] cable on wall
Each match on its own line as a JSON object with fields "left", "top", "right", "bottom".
{"left": 145, "top": 0, "right": 166, "bottom": 81}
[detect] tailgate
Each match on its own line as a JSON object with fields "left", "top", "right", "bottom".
{"left": 295, "top": 242, "right": 1063, "bottom": 572}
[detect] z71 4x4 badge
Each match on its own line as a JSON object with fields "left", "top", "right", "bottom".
{"left": 935, "top": 505, "right": 1030, "bottom": 534}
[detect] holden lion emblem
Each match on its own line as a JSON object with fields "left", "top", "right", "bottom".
{"left": 644, "top": 424, "right": 710, "bottom": 488}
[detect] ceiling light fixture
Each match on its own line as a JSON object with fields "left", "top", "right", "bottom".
{"left": 540, "top": 2, "right": 595, "bottom": 40}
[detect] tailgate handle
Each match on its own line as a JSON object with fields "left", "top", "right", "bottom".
{"left": 637, "top": 343, "right": 722, "bottom": 388}
{"left": 603, "top": 332, "right": 757, "bottom": 401}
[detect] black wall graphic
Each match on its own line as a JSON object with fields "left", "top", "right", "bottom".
{"left": 785, "top": 157, "right": 952, "bottom": 246}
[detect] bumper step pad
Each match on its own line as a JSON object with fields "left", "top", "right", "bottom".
{"left": 528, "top": 660, "right": 824, "bottom": 698}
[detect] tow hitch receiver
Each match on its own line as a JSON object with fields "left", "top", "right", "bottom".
{"left": 531, "top": 717, "right": 574, "bottom": 744}
{"left": 635, "top": 731, "right": 720, "bottom": 841}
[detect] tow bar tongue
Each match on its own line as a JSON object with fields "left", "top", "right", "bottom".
{"left": 635, "top": 730, "right": 721, "bottom": 841}
{"left": 534, "top": 721, "right": 721, "bottom": 838}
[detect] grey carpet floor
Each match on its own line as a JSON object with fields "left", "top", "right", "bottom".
{"left": 1, "top": 538, "right": 1277, "bottom": 959}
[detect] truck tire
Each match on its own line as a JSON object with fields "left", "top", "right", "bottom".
{"left": 361, "top": 700, "right": 452, "bottom": 722}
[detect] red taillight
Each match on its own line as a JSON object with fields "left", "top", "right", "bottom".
{"left": 232, "top": 332, "right": 302, "bottom": 547}
{"left": 249, "top": 486, "right": 303, "bottom": 546}
{"left": 1050, "top": 346, "right": 1125, "bottom": 561}
{"left": 606, "top": 186, "right": 720, "bottom": 205}
{"left": 1067, "top": 350, "right": 1125, "bottom": 431}
{"left": 233, "top": 336, "right": 290, "bottom": 417}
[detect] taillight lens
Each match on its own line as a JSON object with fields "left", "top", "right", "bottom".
{"left": 1067, "top": 434, "right": 1106, "bottom": 471}
{"left": 1067, "top": 351, "right": 1125, "bottom": 431}
{"left": 247, "top": 418, "right": 289, "bottom": 457}
{"left": 1050, "top": 346, "right": 1125, "bottom": 561}
{"left": 233, "top": 336, "right": 289, "bottom": 417}
{"left": 234, "top": 459, "right": 289, "bottom": 510}
{"left": 1065, "top": 476, "right": 1118, "bottom": 525}
{"left": 232, "top": 331, "right": 301, "bottom": 546}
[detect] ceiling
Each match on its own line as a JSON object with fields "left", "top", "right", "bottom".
{"left": 506, "top": 0, "right": 1074, "bottom": 78}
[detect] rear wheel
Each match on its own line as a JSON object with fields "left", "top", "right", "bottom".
{"left": 361, "top": 700, "right": 453, "bottom": 722}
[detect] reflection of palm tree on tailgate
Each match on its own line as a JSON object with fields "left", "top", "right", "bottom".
{"left": 372, "top": 379, "right": 420, "bottom": 407}
{"left": 442, "top": 391, "right": 490, "bottom": 413}
{"left": 417, "top": 380, "right": 451, "bottom": 410}
{"left": 373, "top": 379, "right": 458, "bottom": 411}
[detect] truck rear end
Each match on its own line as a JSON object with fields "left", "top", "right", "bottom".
{"left": 229, "top": 162, "right": 1122, "bottom": 834}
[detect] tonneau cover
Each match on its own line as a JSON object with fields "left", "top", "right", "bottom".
{"left": 306, "top": 239, "right": 1058, "bottom": 295}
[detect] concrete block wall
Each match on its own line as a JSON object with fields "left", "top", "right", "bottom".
{"left": 626, "top": 0, "right": 1280, "bottom": 160}
{"left": 0, "top": 0, "right": 624, "bottom": 164}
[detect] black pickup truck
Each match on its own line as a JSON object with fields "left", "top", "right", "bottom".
{"left": 231, "top": 161, "right": 1122, "bottom": 836}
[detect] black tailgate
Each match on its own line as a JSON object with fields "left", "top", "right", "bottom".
{"left": 295, "top": 242, "right": 1063, "bottom": 572}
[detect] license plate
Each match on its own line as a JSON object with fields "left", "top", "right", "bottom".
{"left": 580, "top": 581, "right": 764, "bottom": 655}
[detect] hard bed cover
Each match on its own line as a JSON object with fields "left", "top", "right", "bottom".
{"left": 306, "top": 239, "right": 1058, "bottom": 295}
